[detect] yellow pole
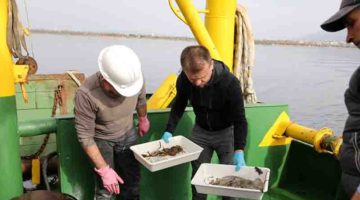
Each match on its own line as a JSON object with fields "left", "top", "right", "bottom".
{"left": 286, "top": 123, "right": 318, "bottom": 144}
{"left": 205, "top": 0, "right": 236, "bottom": 71}
{"left": 175, "top": 0, "right": 221, "bottom": 61}
{"left": 0, "top": 0, "right": 16, "bottom": 97}
{"left": 0, "top": 0, "right": 23, "bottom": 198}
{"left": 286, "top": 123, "right": 342, "bottom": 156}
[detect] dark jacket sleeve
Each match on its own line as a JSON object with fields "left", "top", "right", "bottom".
{"left": 228, "top": 78, "right": 248, "bottom": 150}
{"left": 165, "top": 73, "right": 189, "bottom": 133}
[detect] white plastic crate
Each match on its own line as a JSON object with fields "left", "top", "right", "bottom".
{"left": 191, "top": 163, "right": 270, "bottom": 200}
{"left": 130, "top": 136, "right": 203, "bottom": 172}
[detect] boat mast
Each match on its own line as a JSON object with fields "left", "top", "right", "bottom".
{"left": 172, "top": 0, "right": 236, "bottom": 71}
{"left": 205, "top": 0, "right": 236, "bottom": 71}
{"left": 0, "top": 0, "right": 23, "bottom": 199}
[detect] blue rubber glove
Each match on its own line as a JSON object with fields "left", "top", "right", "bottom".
{"left": 162, "top": 131, "right": 172, "bottom": 143}
{"left": 233, "top": 151, "right": 246, "bottom": 171}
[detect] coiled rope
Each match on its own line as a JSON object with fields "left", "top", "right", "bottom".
{"left": 7, "top": 0, "right": 29, "bottom": 58}
{"left": 233, "top": 5, "right": 257, "bottom": 104}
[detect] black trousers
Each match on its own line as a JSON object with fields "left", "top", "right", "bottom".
{"left": 339, "top": 131, "right": 360, "bottom": 198}
{"left": 190, "top": 124, "right": 235, "bottom": 200}
{"left": 94, "top": 129, "right": 140, "bottom": 200}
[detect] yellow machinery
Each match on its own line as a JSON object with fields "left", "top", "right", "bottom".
{"left": 147, "top": 74, "right": 177, "bottom": 110}
{"left": 260, "top": 112, "right": 342, "bottom": 157}
{"left": 286, "top": 122, "right": 342, "bottom": 156}
{"left": 148, "top": 0, "right": 236, "bottom": 109}
{"left": 148, "top": 0, "right": 343, "bottom": 157}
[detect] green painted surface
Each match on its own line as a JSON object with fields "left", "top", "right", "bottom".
{"left": 0, "top": 96, "right": 23, "bottom": 199}
{"left": 15, "top": 79, "right": 58, "bottom": 110}
{"left": 18, "top": 118, "right": 56, "bottom": 137}
{"left": 138, "top": 109, "right": 195, "bottom": 200}
{"left": 56, "top": 104, "right": 294, "bottom": 200}
{"left": 244, "top": 104, "right": 290, "bottom": 186}
{"left": 56, "top": 119, "right": 94, "bottom": 200}
{"left": 266, "top": 140, "right": 347, "bottom": 200}
{"left": 17, "top": 118, "right": 57, "bottom": 157}
{"left": 207, "top": 103, "right": 290, "bottom": 200}
{"left": 19, "top": 141, "right": 57, "bottom": 157}
{"left": 16, "top": 92, "right": 37, "bottom": 109}
{"left": 16, "top": 74, "right": 81, "bottom": 157}
{"left": 56, "top": 108, "right": 195, "bottom": 200}
{"left": 14, "top": 77, "right": 345, "bottom": 200}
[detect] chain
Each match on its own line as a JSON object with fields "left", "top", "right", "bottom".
{"left": 21, "top": 134, "right": 50, "bottom": 160}
{"left": 52, "top": 84, "right": 63, "bottom": 117}
{"left": 21, "top": 84, "right": 64, "bottom": 160}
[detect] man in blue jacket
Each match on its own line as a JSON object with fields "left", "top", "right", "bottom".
{"left": 162, "top": 45, "right": 248, "bottom": 200}
{"left": 321, "top": 0, "right": 360, "bottom": 199}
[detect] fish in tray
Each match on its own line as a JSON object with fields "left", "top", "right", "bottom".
{"left": 141, "top": 142, "right": 186, "bottom": 163}
{"left": 206, "top": 176, "right": 265, "bottom": 191}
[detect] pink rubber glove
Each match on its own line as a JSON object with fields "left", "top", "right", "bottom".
{"left": 95, "top": 166, "right": 124, "bottom": 194}
{"left": 138, "top": 115, "right": 150, "bottom": 136}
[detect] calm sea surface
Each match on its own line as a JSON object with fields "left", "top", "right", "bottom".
{"left": 30, "top": 33, "right": 360, "bottom": 135}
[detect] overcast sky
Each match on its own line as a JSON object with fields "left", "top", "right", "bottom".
{"left": 18, "top": 0, "right": 346, "bottom": 41}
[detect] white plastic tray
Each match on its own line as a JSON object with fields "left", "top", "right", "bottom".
{"left": 191, "top": 163, "right": 270, "bottom": 200}
{"left": 130, "top": 136, "right": 203, "bottom": 172}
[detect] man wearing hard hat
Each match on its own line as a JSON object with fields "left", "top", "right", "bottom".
{"left": 74, "top": 45, "right": 150, "bottom": 199}
{"left": 321, "top": 0, "right": 360, "bottom": 199}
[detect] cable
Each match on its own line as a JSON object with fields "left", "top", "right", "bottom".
{"left": 22, "top": 0, "right": 35, "bottom": 58}
{"left": 41, "top": 152, "right": 58, "bottom": 191}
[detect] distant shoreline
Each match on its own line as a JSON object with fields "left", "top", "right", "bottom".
{"left": 31, "top": 29, "right": 354, "bottom": 48}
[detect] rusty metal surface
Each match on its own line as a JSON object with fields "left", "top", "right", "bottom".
{"left": 27, "top": 73, "right": 85, "bottom": 82}
{"left": 17, "top": 72, "right": 85, "bottom": 157}
{"left": 16, "top": 57, "right": 38, "bottom": 75}
{"left": 12, "top": 190, "right": 76, "bottom": 200}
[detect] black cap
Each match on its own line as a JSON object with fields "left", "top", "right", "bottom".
{"left": 321, "top": 0, "right": 360, "bottom": 32}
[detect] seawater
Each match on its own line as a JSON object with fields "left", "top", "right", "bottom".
{"left": 30, "top": 33, "right": 360, "bottom": 135}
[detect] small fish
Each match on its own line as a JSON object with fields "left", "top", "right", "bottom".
{"left": 255, "top": 166, "right": 263, "bottom": 175}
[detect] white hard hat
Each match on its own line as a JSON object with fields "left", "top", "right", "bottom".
{"left": 98, "top": 45, "right": 143, "bottom": 97}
